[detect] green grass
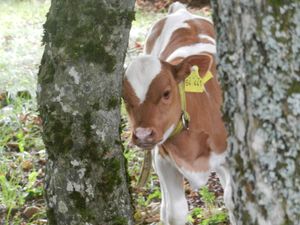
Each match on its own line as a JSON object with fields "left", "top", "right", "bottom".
{"left": 0, "top": 0, "right": 50, "bottom": 97}
{"left": 0, "top": 95, "right": 46, "bottom": 224}
{"left": 0, "top": 169, "right": 24, "bottom": 224}
{"left": 132, "top": 9, "right": 165, "bottom": 41}
{"left": 0, "top": 1, "right": 49, "bottom": 222}
{"left": 187, "top": 187, "right": 228, "bottom": 225}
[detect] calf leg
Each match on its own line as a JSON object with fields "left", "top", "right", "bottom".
{"left": 215, "top": 165, "right": 236, "bottom": 225}
{"left": 152, "top": 147, "right": 188, "bottom": 225}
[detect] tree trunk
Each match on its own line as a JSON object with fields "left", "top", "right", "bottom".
{"left": 211, "top": 1, "right": 300, "bottom": 224}
{"left": 37, "top": 0, "right": 135, "bottom": 224}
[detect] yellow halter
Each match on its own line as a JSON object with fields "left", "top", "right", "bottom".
{"left": 168, "top": 66, "right": 213, "bottom": 139}
{"left": 169, "top": 81, "right": 190, "bottom": 138}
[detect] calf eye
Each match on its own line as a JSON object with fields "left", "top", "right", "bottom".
{"left": 163, "top": 90, "right": 171, "bottom": 100}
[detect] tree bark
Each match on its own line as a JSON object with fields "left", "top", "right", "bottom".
{"left": 37, "top": 0, "right": 135, "bottom": 224}
{"left": 212, "top": 1, "right": 300, "bottom": 224}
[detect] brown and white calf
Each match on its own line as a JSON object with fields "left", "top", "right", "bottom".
{"left": 123, "top": 3, "right": 234, "bottom": 225}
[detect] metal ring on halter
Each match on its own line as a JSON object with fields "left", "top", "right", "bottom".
{"left": 181, "top": 112, "right": 189, "bottom": 130}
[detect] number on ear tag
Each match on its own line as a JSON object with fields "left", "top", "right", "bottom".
{"left": 184, "top": 65, "right": 213, "bottom": 93}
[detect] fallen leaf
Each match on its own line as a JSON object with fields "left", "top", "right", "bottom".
{"left": 22, "top": 160, "right": 33, "bottom": 171}
{"left": 23, "top": 206, "right": 40, "bottom": 219}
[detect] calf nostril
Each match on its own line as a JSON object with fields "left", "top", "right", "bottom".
{"left": 132, "top": 133, "right": 138, "bottom": 140}
{"left": 149, "top": 130, "right": 154, "bottom": 137}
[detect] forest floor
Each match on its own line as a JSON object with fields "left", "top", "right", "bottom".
{"left": 0, "top": 0, "right": 229, "bottom": 224}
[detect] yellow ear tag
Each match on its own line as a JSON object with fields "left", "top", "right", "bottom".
{"left": 184, "top": 65, "right": 213, "bottom": 93}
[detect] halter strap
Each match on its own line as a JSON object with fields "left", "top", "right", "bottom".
{"left": 169, "top": 82, "right": 190, "bottom": 139}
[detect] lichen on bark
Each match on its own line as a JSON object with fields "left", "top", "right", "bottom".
{"left": 212, "top": 1, "right": 300, "bottom": 224}
{"left": 37, "top": 0, "right": 135, "bottom": 224}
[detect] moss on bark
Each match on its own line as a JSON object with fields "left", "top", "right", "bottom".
{"left": 212, "top": 1, "right": 300, "bottom": 224}
{"left": 38, "top": 0, "right": 135, "bottom": 224}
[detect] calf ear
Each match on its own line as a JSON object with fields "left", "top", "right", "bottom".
{"left": 172, "top": 54, "right": 213, "bottom": 83}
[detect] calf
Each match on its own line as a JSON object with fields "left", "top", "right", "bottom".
{"left": 123, "top": 3, "right": 234, "bottom": 225}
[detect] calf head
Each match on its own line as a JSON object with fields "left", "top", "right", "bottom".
{"left": 123, "top": 55, "right": 212, "bottom": 149}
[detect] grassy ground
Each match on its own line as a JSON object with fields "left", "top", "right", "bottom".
{"left": 0, "top": 1, "right": 228, "bottom": 224}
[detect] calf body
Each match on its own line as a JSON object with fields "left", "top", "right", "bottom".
{"left": 123, "top": 3, "right": 234, "bottom": 225}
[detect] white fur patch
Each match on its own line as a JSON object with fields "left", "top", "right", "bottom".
{"left": 166, "top": 43, "right": 216, "bottom": 62}
{"left": 146, "top": 4, "right": 213, "bottom": 58}
{"left": 158, "top": 124, "right": 175, "bottom": 145}
{"left": 198, "top": 34, "right": 216, "bottom": 45}
{"left": 179, "top": 168, "right": 210, "bottom": 190}
{"left": 170, "top": 151, "right": 226, "bottom": 190}
{"left": 215, "top": 165, "right": 236, "bottom": 225}
{"left": 150, "top": 9, "right": 191, "bottom": 57}
{"left": 152, "top": 147, "right": 188, "bottom": 225}
{"left": 209, "top": 151, "right": 226, "bottom": 169}
{"left": 164, "top": 154, "right": 210, "bottom": 190}
{"left": 125, "top": 55, "right": 161, "bottom": 103}
{"left": 168, "top": 2, "right": 186, "bottom": 14}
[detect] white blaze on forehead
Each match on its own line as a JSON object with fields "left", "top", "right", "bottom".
{"left": 125, "top": 55, "right": 161, "bottom": 103}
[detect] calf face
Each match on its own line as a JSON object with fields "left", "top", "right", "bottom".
{"left": 123, "top": 54, "right": 212, "bottom": 149}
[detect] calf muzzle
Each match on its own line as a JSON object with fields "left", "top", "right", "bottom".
{"left": 132, "top": 127, "right": 158, "bottom": 149}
